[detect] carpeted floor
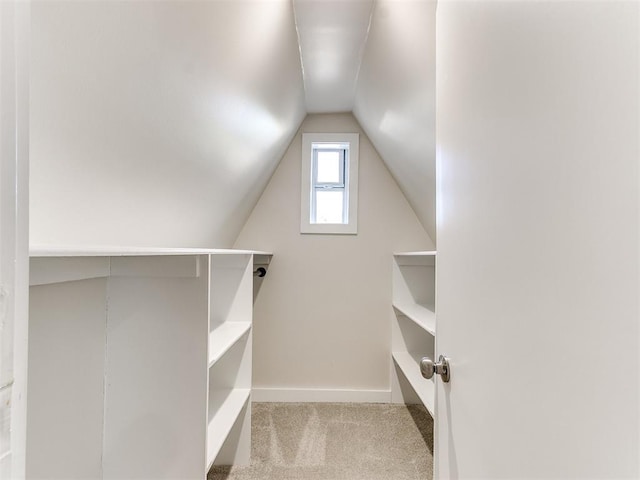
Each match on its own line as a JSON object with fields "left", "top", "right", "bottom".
{"left": 208, "top": 402, "right": 433, "bottom": 480}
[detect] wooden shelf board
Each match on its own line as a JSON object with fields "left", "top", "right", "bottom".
{"left": 393, "top": 302, "right": 436, "bottom": 336}
{"left": 208, "top": 322, "right": 252, "bottom": 367}
{"left": 392, "top": 351, "right": 435, "bottom": 416}
{"left": 206, "top": 388, "right": 251, "bottom": 470}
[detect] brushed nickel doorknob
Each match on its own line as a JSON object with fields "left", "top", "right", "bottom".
{"left": 420, "top": 355, "right": 451, "bottom": 383}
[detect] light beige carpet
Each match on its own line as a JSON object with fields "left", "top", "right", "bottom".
{"left": 208, "top": 402, "right": 433, "bottom": 480}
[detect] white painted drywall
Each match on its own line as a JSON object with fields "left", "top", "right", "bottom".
{"left": 0, "top": 1, "right": 29, "bottom": 477}
{"left": 294, "top": 0, "right": 373, "bottom": 113}
{"left": 435, "top": 1, "right": 639, "bottom": 477}
{"left": 234, "top": 113, "right": 433, "bottom": 397}
{"left": 354, "top": 0, "right": 437, "bottom": 243}
{"left": 30, "top": 0, "right": 305, "bottom": 248}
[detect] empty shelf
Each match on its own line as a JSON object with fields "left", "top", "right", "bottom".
{"left": 393, "top": 302, "right": 436, "bottom": 336}
{"left": 392, "top": 351, "right": 435, "bottom": 416}
{"left": 207, "top": 388, "right": 251, "bottom": 469}
{"left": 208, "top": 322, "right": 252, "bottom": 367}
{"left": 393, "top": 251, "right": 436, "bottom": 266}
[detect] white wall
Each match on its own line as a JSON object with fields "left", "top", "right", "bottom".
{"left": 30, "top": 0, "right": 305, "bottom": 248}
{"left": 0, "top": 1, "right": 29, "bottom": 477}
{"left": 234, "top": 113, "right": 433, "bottom": 400}
{"left": 354, "top": 0, "right": 437, "bottom": 242}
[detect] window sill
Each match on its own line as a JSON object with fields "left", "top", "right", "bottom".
{"left": 300, "top": 223, "right": 357, "bottom": 235}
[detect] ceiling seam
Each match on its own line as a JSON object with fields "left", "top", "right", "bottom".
{"left": 291, "top": 0, "right": 310, "bottom": 114}
{"left": 350, "top": 0, "right": 377, "bottom": 112}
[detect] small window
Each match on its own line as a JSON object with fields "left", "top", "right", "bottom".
{"left": 312, "top": 146, "right": 346, "bottom": 224}
{"left": 301, "top": 133, "right": 358, "bottom": 234}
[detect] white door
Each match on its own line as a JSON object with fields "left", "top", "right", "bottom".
{"left": 434, "top": 1, "right": 639, "bottom": 478}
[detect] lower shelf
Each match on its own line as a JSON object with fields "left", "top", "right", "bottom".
{"left": 208, "top": 322, "right": 252, "bottom": 367}
{"left": 392, "top": 302, "right": 436, "bottom": 336}
{"left": 207, "top": 388, "right": 251, "bottom": 469}
{"left": 392, "top": 351, "right": 435, "bottom": 416}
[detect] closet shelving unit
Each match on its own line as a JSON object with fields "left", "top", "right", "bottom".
{"left": 391, "top": 251, "right": 436, "bottom": 416}
{"left": 206, "top": 253, "right": 254, "bottom": 470}
{"left": 27, "top": 247, "right": 272, "bottom": 480}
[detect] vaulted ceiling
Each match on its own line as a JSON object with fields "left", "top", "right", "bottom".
{"left": 295, "top": 0, "right": 437, "bottom": 241}
{"left": 30, "top": 0, "right": 436, "bottom": 247}
{"left": 294, "top": 0, "right": 374, "bottom": 113}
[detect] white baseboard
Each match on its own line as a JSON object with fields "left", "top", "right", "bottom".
{"left": 251, "top": 387, "right": 392, "bottom": 403}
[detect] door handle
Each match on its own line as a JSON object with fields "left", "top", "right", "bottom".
{"left": 420, "top": 355, "right": 451, "bottom": 383}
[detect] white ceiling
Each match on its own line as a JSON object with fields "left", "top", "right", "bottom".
{"left": 30, "top": 0, "right": 306, "bottom": 247}
{"left": 354, "top": 0, "right": 437, "bottom": 242}
{"left": 30, "top": 0, "right": 437, "bottom": 247}
{"left": 294, "top": 0, "right": 374, "bottom": 113}
{"left": 294, "top": 0, "right": 437, "bottom": 242}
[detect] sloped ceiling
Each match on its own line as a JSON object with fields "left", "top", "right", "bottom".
{"left": 294, "top": 0, "right": 373, "bottom": 113}
{"left": 31, "top": 0, "right": 435, "bottom": 247}
{"left": 353, "top": 0, "right": 437, "bottom": 242}
{"left": 30, "top": 0, "right": 305, "bottom": 248}
{"left": 295, "top": 0, "right": 436, "bottom": 242}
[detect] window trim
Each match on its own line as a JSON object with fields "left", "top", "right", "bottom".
{"left": 301, "top": 133, "right": 359, "bottom": 234}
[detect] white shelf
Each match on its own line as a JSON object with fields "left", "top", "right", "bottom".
{"left": 208, "top": 322, "right": 252, "bottom": 367}
{"left": 391, "top": 251, "right": 436, "bottom": 415}
{"left": 394, "top": 252, "right": 436, "bottom": 267}
{"left": 207, "top": 388, "right": 251, "bottom": 470}
{"left": 253, "top": 253, "right": 272, "bottom": 266}
{"left": 392, "top": 351, "right": 435, "bottom": 416}
{"left": 393, "top": 250, "right": 436, "bottom": 256}
{"left": 29, "top": 245, "right": 272, "bottom": 257}
{"left": 393, "top": 301, "right": 436, "bottom": 336}
{"left": 29, "top": 250, "right": 263, "bottom": 477}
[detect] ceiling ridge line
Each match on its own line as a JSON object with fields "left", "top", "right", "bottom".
{"left": 351, "top": 0, "right": 377, "bottom": 110}
{"left": 291, "top": 0, "right": 310, "bottom": 114}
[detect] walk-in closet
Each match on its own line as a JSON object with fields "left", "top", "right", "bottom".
{"left": 1, "top": 0, "right": 638, "bottom": 479}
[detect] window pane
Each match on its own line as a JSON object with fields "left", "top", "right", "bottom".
{"left": 314, "top": 190, "right": 344, "bottom": 224}
{"left": 316, "top": 151, "right": 342, "bottom": 183}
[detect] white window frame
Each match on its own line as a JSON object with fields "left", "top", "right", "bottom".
{"left": 301, "top": 133, "right": 359, "bottom": 234}
{"left": 310, "top": 147, "right": 346, "bottom": 224}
